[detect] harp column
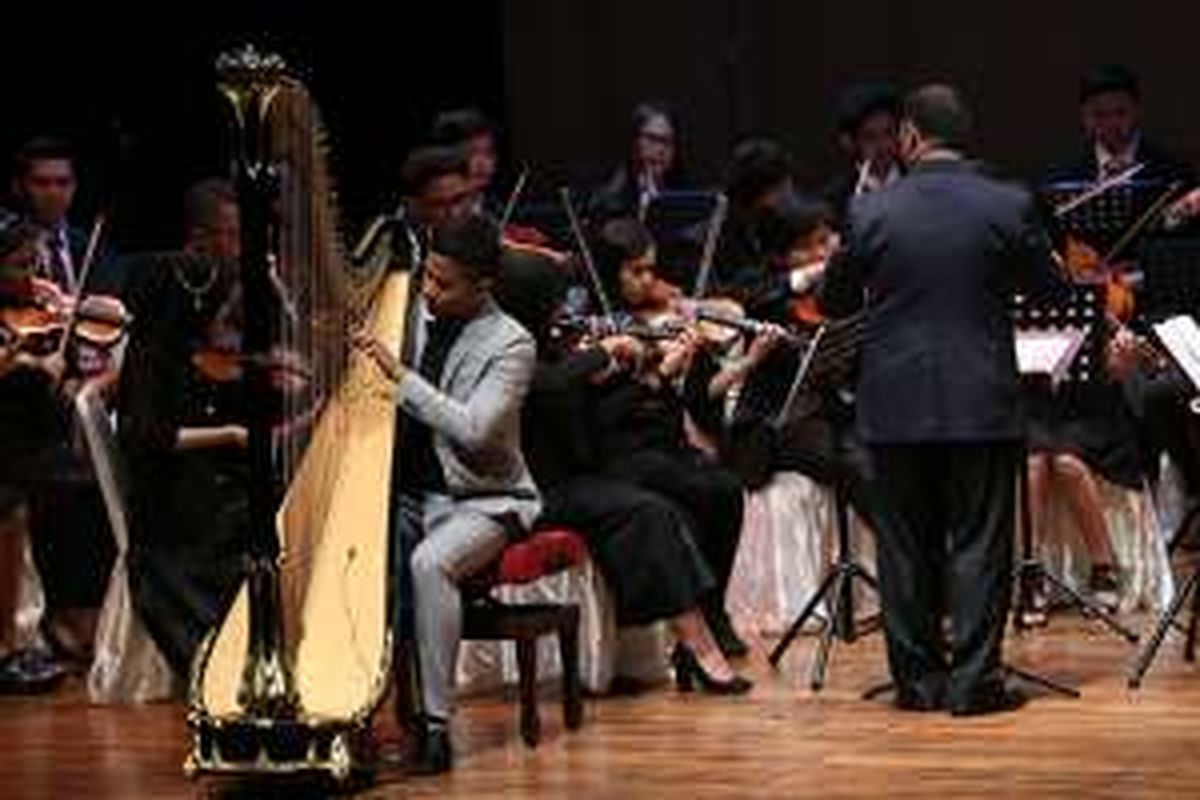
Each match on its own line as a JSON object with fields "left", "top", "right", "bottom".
{"left": 215, "top": 44, "right": 298, "bottom": 718}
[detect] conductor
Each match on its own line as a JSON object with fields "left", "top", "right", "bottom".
{"left": 822, "top": 84, "right": 1061, "bottom": 715}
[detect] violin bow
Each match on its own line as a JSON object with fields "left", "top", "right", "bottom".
{"left": 851, "top": 158, "right": 873, "bottom": 198}
{"left": 1053, "top": 162, "right": 1145, "bottom": 218}
{"left": 53, "top": 213, "right": 107, "bottom": 363}
{"left": 691, "top": 192, "right": 729, "bottom": 299}
{"left": 559, "top": 186, "right": 615, "bottom": 320}
{"left": 499, "top": 167, "right": 529, "bottom": 229}
{"left": 1102, "top": 180, "right": 1183, "bottom": 265}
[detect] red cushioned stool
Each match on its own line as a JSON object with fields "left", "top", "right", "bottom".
{"left": 461, "top": 527, "right": 588, "bottom": 747}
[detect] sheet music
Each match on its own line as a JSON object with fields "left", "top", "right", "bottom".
{"left": 1153, "top": 315, "right": 1200, "bottom": 392}
{"left": 1014, "top": 327, "right": 1087, "bottom": 386}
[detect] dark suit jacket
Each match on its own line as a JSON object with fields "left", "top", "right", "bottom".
{"left": 822, "top": 158, "right": 1062, "bottom": 445}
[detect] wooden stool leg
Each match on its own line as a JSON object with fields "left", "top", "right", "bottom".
{"left": 1186, "top": 578, "right": 1200, "bottom": 663}
{"left": 515, "top": 638, "right": 540, "bottom": 747}
{"left": 559, "top": 609, "right": 583, "bottom": 731}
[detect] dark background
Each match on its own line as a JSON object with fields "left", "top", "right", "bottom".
{"left": 4, "top": 1, "right": 1199, "bottom": 248}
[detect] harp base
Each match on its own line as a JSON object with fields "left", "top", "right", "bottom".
{"left": 184, "top": 712, "right": 377, "bottom": 785}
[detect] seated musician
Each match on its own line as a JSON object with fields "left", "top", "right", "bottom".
{"left": 822, "top": 82, "right": 904, "bottom": 228}
{"left": 720, "top": 196, "right": 882, "bottom": 530}
{"left": 710, "top": 138, "right": 800, "bottom": 316}
{"left": 1045, "top": 64, "right": 1193, "bottom": 186}
{"left": 1023, "top": 370, "right": 1138, "bottom": 615}
{"left": 1031, "top": 64, "right": 1192, "bottom": 616}
{"left": 430, "top": 108, "right": 501, "bottom": 213}
{"left": 10, "top": 138, "right": 123, "bottom": 668}
{"left": 590, "top": 102, "right": 691, "bottom": 224}
{"left": 0, "top": 217, "right": 70, "bottom": 692}
{"left": 118, "top": 179, "right": 252, "bottom": 677}
{"left": 496, "top": 247, "right": 752, "bottom": 695}
{"left": 392, "top": 145, "right": 477, "bottom": 270}
{"left": 356, "top": 212, "right": 539, "bottom": 775}
{"left": 570, "top": 217, "right": 749, "bottom": 658}
{"left": 743, "top": 192, "right": 839, "bottom": 324}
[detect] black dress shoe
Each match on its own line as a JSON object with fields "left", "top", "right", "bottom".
{"left": 410, "top": 721, "right": 453, "bottom": 776}
{"left": 670, "top": 645, "right": 753, "bottom": 695}
{"left": 950, "top": 685, "right": 1027, "bottom": 717}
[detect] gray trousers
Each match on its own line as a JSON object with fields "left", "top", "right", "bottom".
{"left": 398, "top": 493, "right": 509, "bottom": 720}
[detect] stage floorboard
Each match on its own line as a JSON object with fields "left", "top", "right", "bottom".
{"left": 3, "top": 618, "right": 1199, "bottom": 798}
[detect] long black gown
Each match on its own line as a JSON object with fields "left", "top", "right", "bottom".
{"left": 583, "top": 358, "right": 745, "bottom": 625}
{"left": 524, "top": 344, "right": 716, "bottom": 627}
{"left": 118, "top": 255, "right": 250, "bottom": 677}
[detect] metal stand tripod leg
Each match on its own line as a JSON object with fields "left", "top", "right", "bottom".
{"left": 768, "top": 486, "right": 879, "bottom": 692}
{"left": 1013, "top": 447, "right": 1139, "bottom": 644}
{"left": 1128, "top": 568, "right": 1199, "bottom": 687}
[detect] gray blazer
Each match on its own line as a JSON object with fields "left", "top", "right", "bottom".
{"left": 397, "top": 297, "right": 541, "bottom": 526}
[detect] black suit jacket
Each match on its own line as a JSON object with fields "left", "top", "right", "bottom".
{"left": 822, "top": 158, "right": 1062, "bottom": 445}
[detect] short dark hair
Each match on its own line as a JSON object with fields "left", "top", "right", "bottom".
{"left": 182, "top": 178, "right": 237, "bottom": 237}
{"left": 726, "top": 138, "right": 793, "bottom": 209}
{"left": 1080, "top": 63, "right": 1140, "bottom": 104}
{"left": 400, "top": 145, "right": 469, "bottom": 198}
{"left": 594, "top": 217, "right": 654, "bottom": 304}
{"left": 835, "top": 82, "right": 901, "bottom": 136}
{"left": 13, "top": 137, "right": 76, "bottom": 180}
{"left": 430, "top": 212, "right": 501, "bottom": 281}
{"left": 761, "top": 194, "right": 832, "bottom": 257}
{"left": 903, "top": 84, "right": 973, "bottom": 150}
{"left": 596, "top": 217, "right": 654, "bottom": 270}
{"left": 431, "top": 108, "right": 496, "bottom": 146}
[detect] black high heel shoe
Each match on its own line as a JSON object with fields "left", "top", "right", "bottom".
{"left": 670, "top": 644, "right": 753, "bottom": 695}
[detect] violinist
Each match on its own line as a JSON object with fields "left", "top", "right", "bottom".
{"left": 709, "top": 138, "right": 796, "bottom": 316}
{"left": 822, "top": 82, "right": 904, "bottom": 228}
{"left": 8, "top": 140, "right": 130, "bottom": 669}
{"left": 1029, "top": 64, "right": 1191, "bottom": 618}
{"left": 1045, "top": 64, "right": 1193, "bottom": 188}
{"left": 590, "top": 102, "right": 690, "bottom": 224}
{"left": 584, "top": 217, "right": 749, "bottom": 658}
{"left": 752, "top": 193, "right": 839, "bottom": 325}
{"left": 721, "top": 194, "right": 882, "bottom": 531}
{"left": 431, "top": 108, "right": 502, "bottom": 214}
{"left": 389, "top": 146, "right": 475, "bottom": 272}
{"left": 117, "top": 179, "right": 252, "bottom": 677}
{"left": 0, "top": 218, "right": 70, "bottom": 692}
{"left": 498, "top": 247, "right": 752, "bottom": 695}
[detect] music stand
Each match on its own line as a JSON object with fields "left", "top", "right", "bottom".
{"left": 1129, "top": 315, "right": 1200, "bottom": 686}
{"left": 766, "top": 315, "right": 882, "bottom": 691}
{"left": 643, "top": 190, "right": 722, "bottom": 287}
{"left": 1011, "top": 289, "right": 1141, "bottom": 645}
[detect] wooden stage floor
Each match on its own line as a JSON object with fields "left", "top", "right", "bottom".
{"left": 3, "top": 617, "right": 1199, "bottom": 799}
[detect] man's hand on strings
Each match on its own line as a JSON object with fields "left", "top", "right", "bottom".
{"left": 352, "top": 331, "right": 406, "bottom": 385}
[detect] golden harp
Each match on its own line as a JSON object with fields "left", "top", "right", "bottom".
{"left": 186, "top": 45, "right": 412, "bottom": 781}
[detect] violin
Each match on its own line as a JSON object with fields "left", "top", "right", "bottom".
{"left": 191, "top": 345, "right": 311, "bottom": 392}
{"left": 0, "top": 277, "right": 130, "bottom": 356}
{"left": 1061, "top": 235, "right": 1136, "bottom": 322}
